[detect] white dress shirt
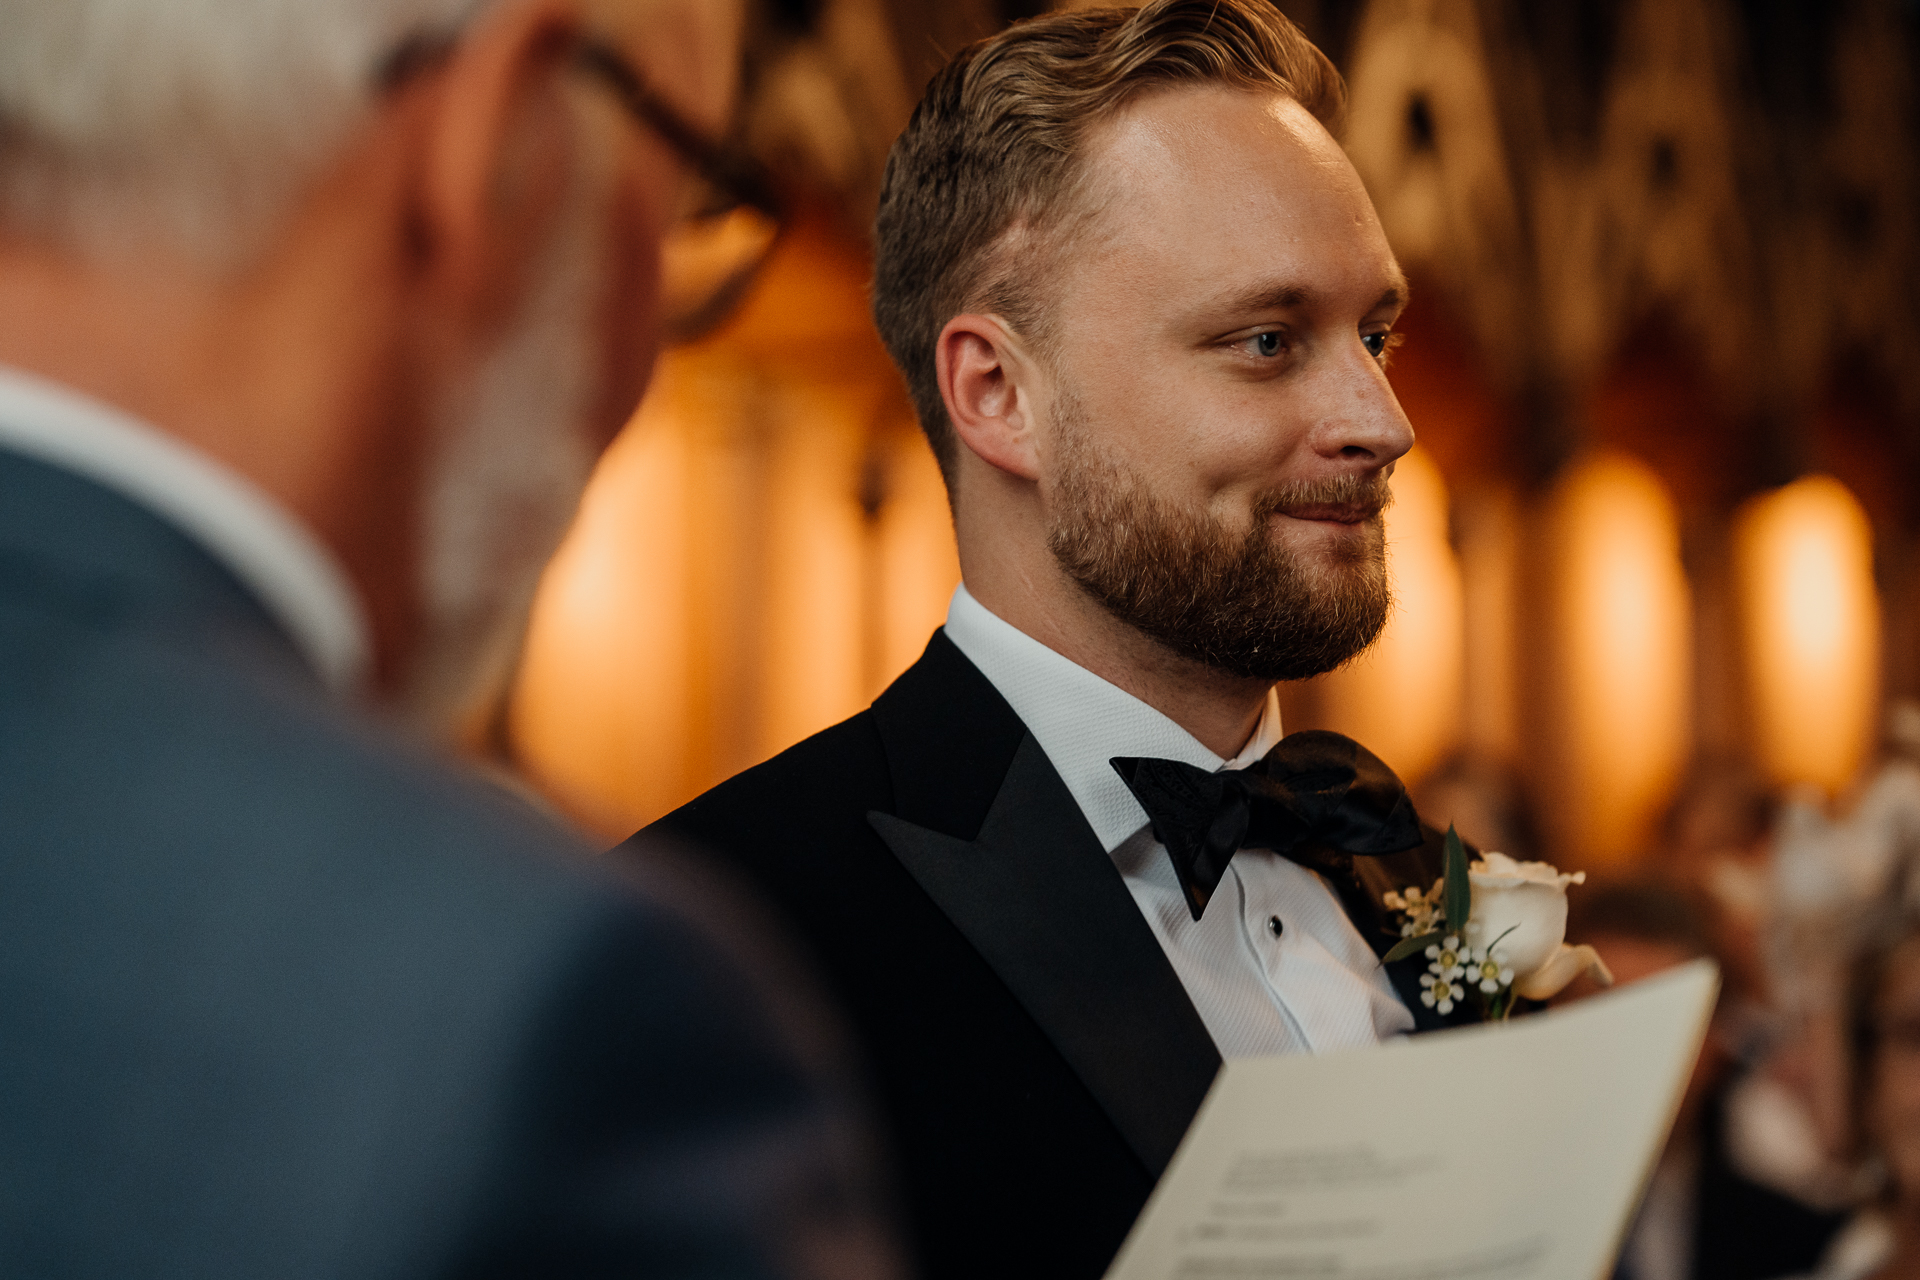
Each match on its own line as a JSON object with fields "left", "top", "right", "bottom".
{"left": 0, "top": 364, "right": 369, "bottom": 692}
{"left": 943, "top": 583, "right": 1413, "bottom": 1058}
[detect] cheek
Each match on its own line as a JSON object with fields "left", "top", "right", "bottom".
{"left": 1110, "top": 387, "right": 1317, "bottom": 500}
{"left": 1062, "top": 384, "right": 1282, "bottom": 504}
{"left": 1051, "top": 321, "right": 1301, "bottom": 491}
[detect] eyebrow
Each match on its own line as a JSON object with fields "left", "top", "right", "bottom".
{"left": 1208, "top": 275, "right": 1412, "bottom": 318}
{"left": 1381, "top": 272, "right": 1412, "bottom": 310}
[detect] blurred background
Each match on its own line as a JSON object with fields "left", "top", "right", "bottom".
{"left": 500, "top": 11, "right": 1920, "bottom": 1264}
{"left": 500, "top": 0, "right": 1920, "bottom": 886}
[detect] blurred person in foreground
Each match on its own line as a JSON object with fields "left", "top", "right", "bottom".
{"left": 0, "top": 1, "right": 898, "bottom": 1276}
{"left": 631, "top": 3, "right": 1464, "bottom": 1276}
{"left": 1562, "top": 883, "right": 1844, "bottom": 1280}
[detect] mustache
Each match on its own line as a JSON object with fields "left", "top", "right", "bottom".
{"left": 1254, "top": 473, "right": 1394, "bottom": 525}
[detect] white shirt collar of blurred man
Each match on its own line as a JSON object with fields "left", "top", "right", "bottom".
{"left": 0, "top": 364, "right": 368, "bottom": 693}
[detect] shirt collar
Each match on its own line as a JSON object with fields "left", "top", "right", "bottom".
{"left": 942, "top": 583, "right": 1282, "bottom": 852}
{"left": 0, "top": 365, "right": 370, "bottom": 694}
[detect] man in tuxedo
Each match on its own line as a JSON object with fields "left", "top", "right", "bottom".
{"left": 0, "top": 1, "right": 899, "bottom": 1276}
{"left": 637, "top": 2, "right": 1445, "bottom": 1277}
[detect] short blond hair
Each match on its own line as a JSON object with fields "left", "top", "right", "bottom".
{"left": 870, "top": 0, "right": 1343, "bottom": 482}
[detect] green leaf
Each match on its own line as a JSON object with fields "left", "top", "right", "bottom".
{"left": 1443, "top": 824, "right": 1471, "bottom": 937}
{"left": 1383, "top": 931, "right": 1442, "bottom": 964}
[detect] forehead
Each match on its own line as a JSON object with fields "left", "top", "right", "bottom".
{"left": 1060, "top": 85, "right": 1401, "bottom": 322}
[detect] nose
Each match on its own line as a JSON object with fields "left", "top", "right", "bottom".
{"left": 1307, "top": 342, "right": 1415, "bottom": 468}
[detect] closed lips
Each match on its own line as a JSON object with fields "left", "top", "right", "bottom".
{"left": 1279, "top": 502, "right": 1377, "bottom": 524}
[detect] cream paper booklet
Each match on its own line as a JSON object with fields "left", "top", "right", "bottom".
{"left": 1104, "top": 959, "right": 1719, "bottom": 1280}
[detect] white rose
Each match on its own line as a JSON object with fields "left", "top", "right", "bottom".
{"left": 1467, "top": 852, "right": 1612, "bottom": 1000}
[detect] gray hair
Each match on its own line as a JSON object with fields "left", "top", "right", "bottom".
{"left": 0, "top": 0, "right": 497, "bottom": 265}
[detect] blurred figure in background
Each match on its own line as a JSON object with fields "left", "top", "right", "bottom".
{"left": 1741, "top": 700, "right": 1920, "bottom": 1235}
{"left": 1788, "top": 911, "right": 1920, "bottom": 1280}
{"left": 0, "top": 0, "right": 898, "bottom": 1277}
{"left": 1773, "top": 702, "right": 1920, "bottom": 993}
{"left": 1664, "top": 756, "right": 1779, "bottom": 993}
{"left": 1563, "top": 882, "right": 1845, "bottom": 1280}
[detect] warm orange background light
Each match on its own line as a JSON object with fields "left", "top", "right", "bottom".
{"left": 1735, "top": 475, "right": 1880, "bottom": 794}
{"left": 508, "top": 386, "right": 695, "bottom": 839}
{"left": 1538, "top": 452, "right": 1692, "bottom": 867}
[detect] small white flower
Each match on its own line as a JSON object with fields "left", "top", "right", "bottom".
{"left": 1384, "top": 882, "right": 1442, "bottom": 938}
{"left": 1419, "top": 970, "right": 1465, "bottom": 1014}
{"left": 1466, "top": 944, "right": 1515, "bottom": 994}
{"left": 1419, "top": 934, "right": 1469, "bottom": 1014}
{"left": 1423, "top": 935, "right": 1466, "bottom": 981}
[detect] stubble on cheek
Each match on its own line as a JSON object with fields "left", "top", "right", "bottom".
{"left": 1044, "top": 429, "right": 1395, "bottom": 682}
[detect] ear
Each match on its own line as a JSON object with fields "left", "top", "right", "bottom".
{"left": 406, "top": 0, "right": 585, "bottom": 325}
{"left": 936, "top": 313, "right": 1042, "bottom": 481}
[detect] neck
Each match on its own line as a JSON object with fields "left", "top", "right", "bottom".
{"left": 957, "top": 503, "right": 1271, "bottom": 758}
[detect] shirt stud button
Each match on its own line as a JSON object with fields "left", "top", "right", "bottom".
{"left": 1267, "top": 915, "right": 1284, "bottom": 938}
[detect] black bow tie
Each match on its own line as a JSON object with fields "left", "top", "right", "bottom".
{"left": 1111, "top": 730, "right": 1423, "bottom": 921}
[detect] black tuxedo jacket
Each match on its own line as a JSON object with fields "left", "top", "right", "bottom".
{"left": 639, "top": 630, "right": 1447, "bottom": 1280}
{"left": 0, "top": 445, "right": 891, "bottom": 1279}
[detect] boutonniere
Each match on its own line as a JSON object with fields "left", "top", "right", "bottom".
{"left": 1381, "top": 827, "right": 1614, "bottom": 1022}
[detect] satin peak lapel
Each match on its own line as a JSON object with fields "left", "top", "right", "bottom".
{"left": 867, "top": 734, "right": 1221, "bottom": 1176}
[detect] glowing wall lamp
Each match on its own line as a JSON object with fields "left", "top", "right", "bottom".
{"left": 1540, "top": 452, "right": 1691, "bottom": 867}
{"left": 507, "top": 212, "right": 968, "bottom": 840}
{"left": 510, "top": 368, "right": 697, "bottom": 843}
{"left": 1318, "top": 445, "right": 1464, "bottom": 785}
{"left": 509, "top": 351, "right": 959, "bottom": 843}
{"left": 1734, "top": 475, "right": 1880, "bottom": 794}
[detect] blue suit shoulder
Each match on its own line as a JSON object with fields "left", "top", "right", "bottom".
{"left": 0, "top": 570, "right": 891, "bottom": 1279}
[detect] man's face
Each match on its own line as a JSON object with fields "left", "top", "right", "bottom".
{"left": 1034, "top": 86, "right": 1414, "bottom": 682}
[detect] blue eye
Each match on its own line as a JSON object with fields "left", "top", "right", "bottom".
{"left": 1252, "top": 332, "right": 1283, "bottom": 357}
